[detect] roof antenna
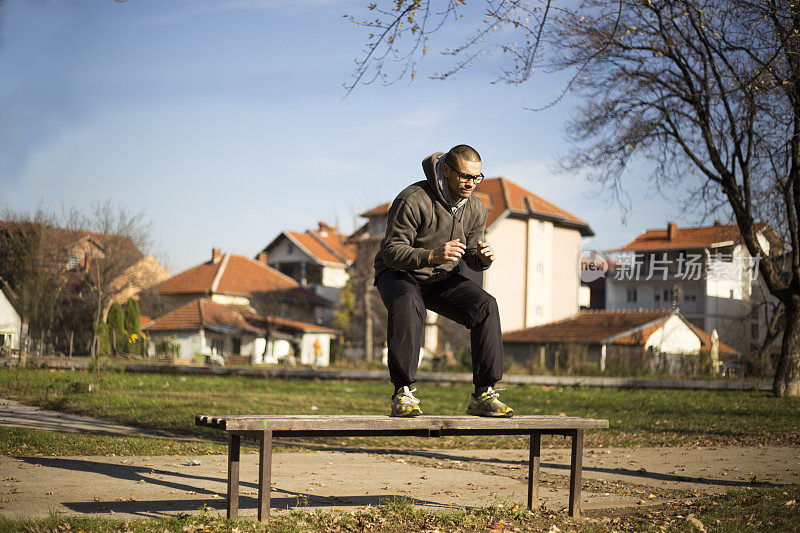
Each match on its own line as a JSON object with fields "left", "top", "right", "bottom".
{"left": 672, "top": 283, "right": 681, "bottom": 312}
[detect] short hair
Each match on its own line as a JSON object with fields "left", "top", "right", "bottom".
{"left": 446, "top": 144, "right": 481, "bottom": 167}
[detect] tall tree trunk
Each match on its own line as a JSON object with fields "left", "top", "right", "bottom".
{"left": 773, "top": 297, "right": 800, "bottom": 397}
{"left": 364, "top": 278, "right": 373, "bottom": 363}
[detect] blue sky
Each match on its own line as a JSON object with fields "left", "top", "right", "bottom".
{"left": 0, "top": 0, "right": 696, "bottom": 273}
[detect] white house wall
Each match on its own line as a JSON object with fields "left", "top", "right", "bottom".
{"left": 484, "top": 217, "right": 582, "bottom": 332}
{"left": 321, "top": 265, "right": 348, "bottom": 289}
{"left": 298, "top": 333, "right": 333, "bottom": 366}
{"left": 484, "top": 218, "right": 527, "bottom": 331}
{"left": 264, "top": 339, "right": 292, "bottom": 364}
{"left": 267, "top": 236, "right": 314, "bottom": 264}
{"left": 550, "top": 226, "right": 581, "bottom": 322}
{"left": 527, "top": 219, "right": 554, "bottom": 328}
{"left": 0, "top": 292, "right": 21, "bottom": 350}
{"left": 704, "top": 244, "right": 753, "bottom": 353}
{"left": 148, "top": 332, "right": 204, "bottom": 360}
{"left": 644, "top": 315, "right": 702, "bottom": 354}
{"left": 210, "top": 294, "right": 251, "bottom": 306}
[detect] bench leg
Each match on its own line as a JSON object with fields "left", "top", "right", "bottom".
{"left": 258, "top": 430, "right": 272, "bottom": 522}
{"left": 227, "top": 433, "right": 240, "bottom": 519}
{"left": 568, "top": 429, "right": 584, "bottom": 518}
{"left": 527, "top": 433, "right": 540, "bottom": 510}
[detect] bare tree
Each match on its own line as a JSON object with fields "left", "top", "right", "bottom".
{"left": 64, "top": 201, "right": 153, "bottom": 356}
{"left": 0, "top": 209, "right": 66, "bottom": 364}
{"left": 349, "top": 0, "right": 800, "bottom": 397}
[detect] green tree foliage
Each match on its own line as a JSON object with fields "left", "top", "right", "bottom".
{"left": 123, "top": 298, "right": 143, "bottom": 355}
{"left": 123, "top": 298, "right": 141, "bottom": 336}
{"left": 106, "top": 301, "right": 126, "bottom": 353}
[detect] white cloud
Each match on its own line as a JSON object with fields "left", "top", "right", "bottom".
{"left": 389, "top": 105, "right": 456, "bottom": 129}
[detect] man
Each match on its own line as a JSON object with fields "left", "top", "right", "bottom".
{"left": 374, "top": 144, "right": 513, "bottom": 418}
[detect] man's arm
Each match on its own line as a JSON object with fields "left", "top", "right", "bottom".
{"left": 381, "top": 199, "right": 432, "bottom": 270}
{"left": 462, "top": 208, "right": 491, "bottom": 271}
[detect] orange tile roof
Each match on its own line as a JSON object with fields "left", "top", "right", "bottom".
{"left": 0, "top": 220, "right": 144, "bottom": 268}
{"left": 157, "top": 261, "right": 221, "bottom": 294}
{"left": 502, "top": 309, "right": 739, "bottom": 354}
{"left": 503, "top": 310, "right": 671, "bottom": 344}
{"left": 142, "top": 299, "right": 204, "bottom": 331}
{"left": 476, "top": 178, "right": 591, "bottom": 233}
{"left": 143, "top": 298, "right": 335, "bottom": 334}
{"left": 215, "top": 254, "right": 298, "bottom": 295}
{"left": 360, "top": 202, "right": 391, "bottom": 217}
{"left": 308, "top": 223, "right": 357, "bottom": 263}
{"left": 357, "top": 178, "right": 593, "bottom": 236}
{"left": 157, "top": 253, "right": 297, "bottom": 296}
{"left": 266, "top": 315, "right": 336, "bottom": 333}
{"left": 286, "top": 231, "right": 344, "bottom": 265}
{"left": 616, "top": 222, "right": 768, "bottom": 252}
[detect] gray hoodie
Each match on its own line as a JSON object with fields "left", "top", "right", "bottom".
{"left": 374, "top": 152, "right": 490, "bottom": 284}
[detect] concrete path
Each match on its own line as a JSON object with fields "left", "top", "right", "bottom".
{"left": 0, "top": 398, "right": 798, "bottom": 521}
{"left": 2, "top": 446, "right": 799, "bottom": 521}
{"left": 0, "top": 398, "right": 183, "bottom": 439}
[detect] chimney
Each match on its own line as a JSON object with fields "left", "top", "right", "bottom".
{"left": 257, "top": 251, "right": 268, "bottom": 265}
{"left": 212, "top": 247, "right": 222, "bottom": 263}
{"left": 318, "top": 221, "right": 335, "bottom": 236}
{"left": 667, "top": 222, "right": 678, "bottom": 241}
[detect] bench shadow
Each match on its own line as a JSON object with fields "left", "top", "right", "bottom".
{"left": 269, "top": 441, "right": 771, "bottom": 490}
{"left": 19, "top": 457, "right": 471, "bottom": 519}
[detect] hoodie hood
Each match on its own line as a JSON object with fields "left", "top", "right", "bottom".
{"left": 422, "top": 152, "right": 468, "bottom": 212}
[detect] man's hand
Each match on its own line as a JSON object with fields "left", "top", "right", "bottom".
{"left": 429, "top": 239, "right": 466, "bottom": 265}
{"left": 477, "top": 240, "right": 495, "bottom": 265}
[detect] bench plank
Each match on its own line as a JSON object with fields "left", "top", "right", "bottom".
{"left": 196, "top": 414, "right": 609, "bottom": 433}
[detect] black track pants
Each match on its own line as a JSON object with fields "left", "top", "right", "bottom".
{"left": 376, "top": 269, "right": 504, "bottom": 388}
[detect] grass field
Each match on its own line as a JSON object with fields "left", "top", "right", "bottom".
{"left": 1, "top": 368, "right": 797, "bottom": 454}
{"left": 0, "top": 484, "right": 798, "bottom": 532}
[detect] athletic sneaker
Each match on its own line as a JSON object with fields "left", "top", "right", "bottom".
{"left": 466, "top": 387, "right": 514, "bottom": 417}
{"left": 390, "top": 386, "right": 422, "bottom": 417}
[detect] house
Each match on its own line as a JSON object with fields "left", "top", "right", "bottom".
{"left": 502, "top": 309, "right": 740, "bottom": 376}
{"left": 258, "top": 221, "right": 356, "bottom": 305}
{"left": 0, "top": 278, "right": 21, "bottom": 353}
{"left": 604, "top": 221, "right": 784, "bottom": 357}
{"left": 147, "top": 248, "right": 335, "bottom": 365}
{"left": 154, "top": 248, "right": 330, "bottom": 325}
{"left": 0, "top": 221, "right": 170, "bottom": 317}
{"left": 142, "top": 298, "right": 335, "bottom": 366}
{"left": 352, "top": 177, "right": 595, "bottom": 352}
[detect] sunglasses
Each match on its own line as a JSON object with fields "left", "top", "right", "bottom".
{"left": 445, "top": 162, "right": 484, "bottom": 184}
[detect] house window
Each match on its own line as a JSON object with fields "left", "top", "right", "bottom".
{"left": 0, "top": 333, "right": 7, "bottom": 347}
{"left": 730, "top": 289, "right": 735, "bottom": 299}
{"left": 67, "top": 255, "right": 81, "bottom": 270}
{"left": 626, "top": 288, "right": 637, "bottom": 303}
{"left": 663, "top": 289, "right": 672, "bottom": 303}
{"left": 535, "top": 306, "right": 543, "bottom": 317}
{"left": 231, "top": 337, "right": 242, "bottom": 355}
{"left": 654, "top": 290, "right": 660, "bottom": 303}
{"left": 211, "top": 337, "right": 225, "bottom": 355}
{"left": 287, "top": 243, "right": 294, "bottom": 254}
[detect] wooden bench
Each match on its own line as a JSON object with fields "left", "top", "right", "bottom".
{"left": 195, "top": 414, "right": 608, "bottom": 522}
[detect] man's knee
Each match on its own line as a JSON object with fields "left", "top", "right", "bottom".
{"left": 462, "top": 291, "right": 498, "bottom": 328}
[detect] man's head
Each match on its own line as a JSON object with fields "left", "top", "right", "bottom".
{"left": 442, "top": 144, "right": 483, "bottom": 200}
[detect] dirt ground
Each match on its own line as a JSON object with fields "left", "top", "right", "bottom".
{"left": 1, "top": 399, "right": 799, "bottom": 522}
